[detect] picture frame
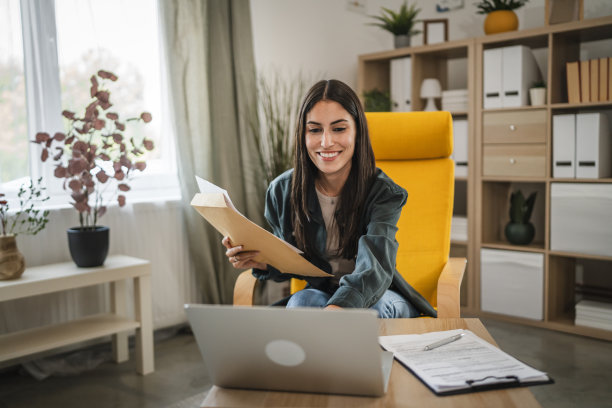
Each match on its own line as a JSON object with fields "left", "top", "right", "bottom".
{"left": 423, "top": 19, "right": 449, "bottom": 45}
{"left": 546, "top": 0, "right": 583, "bottom": 25}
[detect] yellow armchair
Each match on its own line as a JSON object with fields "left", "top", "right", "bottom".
{"left": 234, "top": 111, "right": 465, "bottom": 318}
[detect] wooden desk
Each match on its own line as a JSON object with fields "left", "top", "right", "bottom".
{"left": 201, "top": 318, "right": 541, "bottom": 407}
{"left": 0, "top": 255, "right": 154, "bottom": 375}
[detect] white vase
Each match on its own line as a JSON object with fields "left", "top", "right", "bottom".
{"left": 529, "top": 88, "right": 546, "bottom": 106}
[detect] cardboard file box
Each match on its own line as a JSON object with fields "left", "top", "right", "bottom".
{"left": 550, "top": 183, "right": 612, "bottom": 257}
{"left": 452, "top": 119, "right": 468, "bottom": 177}
{"left": 553, "top": 114, "right": 576, "bottom": 178}
{"left": 576, "top": 113, "right": 611, "bottom": 179}
{"left": 483, "top": 45, "right": 541, "bottom": 109}
{"left": 480, "top": 249, "right": 544, "bottom": 320}
{"left": 390, "top": 56, "right": 412, "bottom": 112}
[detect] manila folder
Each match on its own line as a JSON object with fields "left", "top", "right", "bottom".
{"left": 191, "top": 193, "right": 331, "bottom": 278}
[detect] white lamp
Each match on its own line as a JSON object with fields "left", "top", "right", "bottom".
{"left": 420, "top": 78, "right": 441, "bottom": 111}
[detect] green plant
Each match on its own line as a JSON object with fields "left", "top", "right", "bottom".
{"left": 0, "top": 178, "right": 50, "bottom": 236}
{"left": 531, "top": 80, "right": 546, "bottom": 88}
{"left": 32, "top": 70, "right": 154, "bottom": 229}
{"left": 368, "top": 1, "right": 422, "bottom": 36}
{"left": 509, "top": 190, "right": 536, "bottom": 224}
{"left": 475, "top": 0, "right": 529, "bottom": 14}
{"left": 248, "top": 72, "right": 310, "bottom": 190}
{"left": 363, "top": 89, "right": 391, "bottom": 112}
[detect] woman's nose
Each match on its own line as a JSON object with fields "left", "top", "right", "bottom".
{"left": 321, "top": 130, "right": 333, "bottom": 148}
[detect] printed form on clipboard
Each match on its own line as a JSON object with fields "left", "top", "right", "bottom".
{"left": 191, "top": 176, "right": 331, "bottom": 278}
{"left": 379, "top": 329, "right": 553, "bottom": 396}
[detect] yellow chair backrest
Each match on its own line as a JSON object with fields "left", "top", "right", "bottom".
{"left": 291, "top": 111, "right": 454, "bottom": 309}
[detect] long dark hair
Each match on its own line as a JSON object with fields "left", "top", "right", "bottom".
{"left": 291, "top": 79, "right": 376, "bottom": 259}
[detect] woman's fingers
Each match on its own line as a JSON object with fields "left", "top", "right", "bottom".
{"left": 221, "top": 236, "right": 232, "bottom": 249}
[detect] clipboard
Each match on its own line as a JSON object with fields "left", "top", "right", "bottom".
{"left": 191, "top": 177, "right": 331, "bottom": 278}
{"left": 379, "top": 329, "right": 554, "bottom": 396}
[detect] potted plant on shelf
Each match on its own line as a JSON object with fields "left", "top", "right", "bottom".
{"left": 475, "top": 0, "right": 530, "bottom": 35}
{"left": 0, "top": 178, "right": 50, "bottom": 279}
{"left": 363, "top": 89, "right": 392, "bottom": 112}
{"left": 505, "top": 190, "right": 537, "bottom": 245}
{"left": 529, "top": 80, "right": 546, "bottom": 105}
{"left": 32, "top": 70, "right": 154, "bottom": 267}
{"left": 368, "top": 1, "right": 421, "bottom": 48}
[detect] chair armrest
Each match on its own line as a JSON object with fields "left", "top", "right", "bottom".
{"left": 436, "top": 257, "right": 466, "bottom": 318}
{"left": 233, "top": 269, "right": 257, "bottom": 306}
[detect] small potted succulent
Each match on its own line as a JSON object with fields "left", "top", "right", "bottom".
{"left": 32, "top": 70, "right": 154, "bottom": 267}
{"left": 368, "top": 1, "right": 421, "bottom": 48}
{"left": 475, "top": 0, "right": 530, "bottom": 35}
{"left": 529, "top": 80, "right": 546, "bottom": 106}
{"left": 0, "top": 178, "right": 50, "bottom": 279}
{"left": 504, "top": 190, "right": 537, "bottom": 245}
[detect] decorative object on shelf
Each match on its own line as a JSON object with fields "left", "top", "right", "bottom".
{"left": 420, "top": 78, "right": 442, "bottom": 111}
{"left": 368, "top": 1, "right": 421, "bottom": 48}
{"left": 32, "top": 70, "right": 154, "bottom": 268}
{"left": 0, "top": 178, "right": 50, "bottom": 280}
{"left": 475, "top": 0, "right": 529, "bottom": 35}
{"left": 529, "top": 80, "right": 547, "bottom": 105}
{"left": 363, "top": 89, "right": 392, "bottom": 112}
{"left": 436, "top": 0, "right": 464, "bottom": 13}
{"left": 546, "top": 0, "right": 582, "bottom": 25}
{"left": 504, "top": 190, "right": 537, "bottom": 245}
{"left": 423, "top": 19, "right": 449, "bottom": 45}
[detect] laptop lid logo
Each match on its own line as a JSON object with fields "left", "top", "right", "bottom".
{"left": 265, "top": 340, "right": 306, "bottom": 367}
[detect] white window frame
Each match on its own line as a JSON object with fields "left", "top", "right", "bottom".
{"left": 6, "top": 0, "right": 179, "bottom": 207}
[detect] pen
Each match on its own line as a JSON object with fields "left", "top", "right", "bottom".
{"left": 423, "top": 333, "right": 464, "bottom": 351}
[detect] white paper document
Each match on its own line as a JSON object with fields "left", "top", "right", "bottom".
{"left": 379, "top": 329, "right": 551, "bottom": 395}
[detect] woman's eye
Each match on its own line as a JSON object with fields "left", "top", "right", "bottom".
{"left": 308, "top": 128, "right": 322, "bottom": 134}
{"left": 333, "top": 127, "right": 346, "bottom": 132}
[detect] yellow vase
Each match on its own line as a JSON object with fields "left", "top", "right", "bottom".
{"left": 0, "top": 235, "right": 25, "bottom": 280}
{"left": 484, "top": 10, "right": 519, "bottom": 35}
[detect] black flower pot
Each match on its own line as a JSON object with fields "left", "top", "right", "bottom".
{"left": 504, "top": 222, "right": 535, "bottom": 245}
{"left": 67, "top": 226, "right": 109, "bottom": 267}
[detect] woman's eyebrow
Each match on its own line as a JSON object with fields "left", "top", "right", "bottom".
{"left": 306, "top": 119, "right": 348, "bottom": 125}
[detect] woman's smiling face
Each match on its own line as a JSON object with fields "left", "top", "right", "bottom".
{"left": 304, "top": 100, "right": 356, "bottom": 181}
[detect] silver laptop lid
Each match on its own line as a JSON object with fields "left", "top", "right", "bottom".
{"left": 185, "top": 304, "right": 391, "bottom": 397}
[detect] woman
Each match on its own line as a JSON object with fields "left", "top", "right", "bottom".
{"left": 222, "top": 79, "right": 435, "bottom": 318}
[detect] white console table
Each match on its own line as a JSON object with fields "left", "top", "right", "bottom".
{"left": 0, "top": 255, "right": 154, "bottom": 375}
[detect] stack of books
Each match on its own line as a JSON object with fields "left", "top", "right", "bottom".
{"left": 441, "top": 89, "right": 468, "bottom": 112}
{"left": 566, "top": 58, "right": 612, "bottom": 103}
{"left": 575, "top": 300, "right": 612, "bottom": 331}
{"left": 450, "top": 216, "right": 467, "bottom": 242}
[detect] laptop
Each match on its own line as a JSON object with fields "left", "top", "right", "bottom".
{"left": 185, "top": 304, "right": 393, "bottom": 397}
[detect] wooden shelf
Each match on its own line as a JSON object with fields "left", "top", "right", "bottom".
{"left": 451, "top": 240, "right": 468, "bottom": 246}
{"left": 0, "top": 314, "right": 140, "bottom": 362}
{"left": 549, "top": 250, "right": 612, "bottom": 262}
{"left": 550, "top": 178, "right": 612, "bottom": 183}
{"left": 481, "top": 242, "right": 546, "bottom": 253}
{"left": 551, "top": 101, "right": 612, "bottom": 110}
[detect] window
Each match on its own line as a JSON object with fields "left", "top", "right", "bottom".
{"left": 0, "top": 0, "right": 28, "bottom": 190}
{"left": 0, "top": 0, "right": 178, "bottom": 202}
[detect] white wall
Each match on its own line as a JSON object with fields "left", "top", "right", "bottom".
{"left": 250, "top": 0, "right": 612, "bottom": 89}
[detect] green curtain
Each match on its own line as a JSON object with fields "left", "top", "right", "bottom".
{"left": 159, "top": 0, "right": 262, "bottom": 303}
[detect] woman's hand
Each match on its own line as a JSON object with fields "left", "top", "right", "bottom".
{"left": 325, "top": 305, "right": 343, "bottom": 311}
{"left": 222, "top": 236, "right": 267, "bottom": 270}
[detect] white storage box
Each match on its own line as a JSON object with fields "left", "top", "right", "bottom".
{"left": 480, "top": 249, "right": 544, "bottom": 320}
{"left": 550, "top": 183, "right": 612, "bottom": 257}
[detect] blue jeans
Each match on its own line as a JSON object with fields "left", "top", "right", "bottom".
{"left": 286, "top": 288, "right": 420, "bottom": 318}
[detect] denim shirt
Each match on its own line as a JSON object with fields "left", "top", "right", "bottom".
{"left": 252, "top": 168, "right": 437, "bottom": 317}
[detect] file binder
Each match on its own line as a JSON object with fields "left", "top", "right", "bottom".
{"left": 566, "top": 61, "right": 581, "bottom": 103}
{"left": 483, "top": 45, "right": 541, "bottom": 108}
{"left": 590, "top": 58, "right": 599, "bottom": 102}
{"left": 553, "top": 114, "right": 576, "bottom": 178}
{"left": 379, "top": 329, "right": 553, "bottom": 396}
{"left": 576, "top": 113, "right": 611, "bottom": 179}
{"left": 599, "top": 57, "right": 608, "bottom": 102}
{"left": 452, "top": 119, "right": 468, "bottom": 177}
{"left": 580, "top": 60, "right": 590, "bottom": 102}
{"left": 390, "top": 57, "right": 412, "bottom": 112}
